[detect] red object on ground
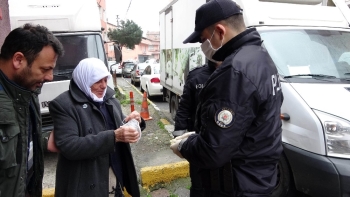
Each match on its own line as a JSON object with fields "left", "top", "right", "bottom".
{"left": 130, "top": 91, "right": 135, "bottom": 112}
{"left": 140, "top": 92, "right": 152, "bottom": 120}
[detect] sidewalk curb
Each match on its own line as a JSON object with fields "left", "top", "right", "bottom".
{"left": 42, "top": 188, "right": 54, "bottom": 197}
{"left": 140, "top": 161, "right": 189, "bottom": 189}
{"left": 115, "top": 84, "right": 126, "bottom": 100}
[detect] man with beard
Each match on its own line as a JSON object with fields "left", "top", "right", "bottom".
{"left": 0, "top": 23, "right": 64, "bottom": 197}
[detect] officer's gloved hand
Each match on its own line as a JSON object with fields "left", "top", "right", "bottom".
{"left": 170, "top": 138, "right": 186, "bottom": 158}
{"left": 174, "top": 131, "right": 195, "bottom": 140}
{"left": 170, "top": 131, "right": 195, "bottom": 158}
{"left": 170, "top": 138, "right": 179, "bottom": 146}
{"left": 170, "top": 131, "right": 193, "bottom": 144}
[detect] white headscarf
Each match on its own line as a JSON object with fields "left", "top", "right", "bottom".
{"left": 72, "top": 58, "right": 111, "bottom": 102}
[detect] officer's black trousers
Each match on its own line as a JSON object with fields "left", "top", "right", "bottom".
{"left": 189, "top": 164, "right": 204, "bottom": 197}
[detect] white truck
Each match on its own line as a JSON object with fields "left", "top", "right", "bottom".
{"left": 159, "top": 0, "right": 207, "bottom": 120}
{"left": 9, "top": 0, "right": 115, "bottom": 148}
{"left": 159, "top": 0, "right": 350, "bottom": 196}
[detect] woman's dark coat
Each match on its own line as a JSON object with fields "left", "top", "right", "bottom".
{"left": 49, "top": 80, "right": 140, "bottom": 197}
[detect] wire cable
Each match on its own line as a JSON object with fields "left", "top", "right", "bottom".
{"left": 126, "top": 0, "right": 132, "bottom": 17}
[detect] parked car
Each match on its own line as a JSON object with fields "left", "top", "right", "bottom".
{"left": 121, "top": 61, "right": 136, "bottom": 78}
{"left": 108, "top": 60, "right": 122, "bottom": 76}
{"left": 131, "top": 58, "right": 158, "bottom": 84}
{"left": 130, "top": 63, "right": 148, "bottom": 85}
{"left": 140, "top": 63, "right": 163, "bottom": 98}
{"left": 144, "top": 58, "right": 158, "bottom": 64}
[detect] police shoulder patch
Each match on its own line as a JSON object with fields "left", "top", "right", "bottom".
{"left": 215, "top": 108, "right": 235, "bottom": 128}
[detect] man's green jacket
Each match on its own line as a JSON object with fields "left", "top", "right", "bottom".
{"left": 0, "top": 70, "right": 44, "bottom": 197}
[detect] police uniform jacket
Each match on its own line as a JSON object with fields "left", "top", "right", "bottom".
{"left": 174, "top": 62, "right": 216, "bottom": 132}
{"left": 180, "top": 28, "right": 284, "bottom": 196}
{"left": 49, "top": 80, "right": 142, "bottom": 197}
{"left": 0, "top": 70, "right": 44, "bottom": 197}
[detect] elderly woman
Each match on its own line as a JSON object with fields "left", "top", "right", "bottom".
{"left": 49, "top": 58, "right": 145, "bottom": 197}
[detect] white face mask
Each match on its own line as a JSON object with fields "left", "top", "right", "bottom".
{"left": 200, "top": 30, "right": 223, "bottom": 63}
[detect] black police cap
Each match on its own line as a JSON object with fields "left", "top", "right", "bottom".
{"left": 183, "top": 0, "right": 243, "bottom": 44}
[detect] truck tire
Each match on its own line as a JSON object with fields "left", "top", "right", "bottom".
{"left": 271, "top": 153, "right": 294, "bottom": 197}
{"left": 170, "top": 95, "right": 178, "bottom": 120}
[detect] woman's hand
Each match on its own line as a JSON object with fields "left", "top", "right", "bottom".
{"left": 114, "top": 126, "right": 140, "bottom": 143}
{"left": 124, "top": 111, "right": 141, "bottom": 123}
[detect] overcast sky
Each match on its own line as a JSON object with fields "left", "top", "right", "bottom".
{"left": 105, "top": 0, "right": 170, "bottom": 35}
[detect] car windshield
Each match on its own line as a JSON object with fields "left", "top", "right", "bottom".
{"left": 259, "top": 29, "right": 350, "bottom": 82}
{"left": 124, "top": 63, "right": 134, "bottom": 68}
{"left": 53, "top": 34, "right": 107, "bottom": 81}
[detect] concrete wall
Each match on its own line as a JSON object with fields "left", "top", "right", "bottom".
{"left": 0, "top": 0, "right": 11, "bottom": 48}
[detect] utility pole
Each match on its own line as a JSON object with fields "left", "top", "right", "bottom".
{"left": 116, "top": 15, "right": 120, "bottom": 29}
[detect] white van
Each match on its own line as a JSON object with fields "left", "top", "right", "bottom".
{"left": 236, "top": 0, "right": 350, "bottom": 196}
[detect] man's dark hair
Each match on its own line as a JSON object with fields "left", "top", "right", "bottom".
{"left": 0, "top": 23, "right": 64, "bottom": 66}
{"left": 223, "top": 14, "right": 246, "bottom": 31}
{"left": 208, "top": 14, "right": 246, "bottom": 33}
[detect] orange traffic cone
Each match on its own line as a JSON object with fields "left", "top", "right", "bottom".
{"left": 140, "top": 92, "right": 152, "bottom": 121}
{"left": 130, "top": 91, "right": 135, "bottom": 112}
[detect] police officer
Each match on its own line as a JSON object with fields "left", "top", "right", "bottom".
{"left": 172, "top": 60, "right": 218, "bottom": 197}
{"left": 173, "top": 60, "right": 218, "bottom": 137}
{"left": 170, "top": 0, "right": 284, "bottom": 196}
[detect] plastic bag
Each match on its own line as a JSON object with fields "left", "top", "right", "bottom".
{"left": 122, "top": 119, "right": 141, "bottom": 142}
